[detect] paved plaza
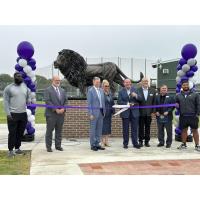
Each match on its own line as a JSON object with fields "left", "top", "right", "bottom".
{"left": 0, "top": 124, "right": 200, "bottom": 175}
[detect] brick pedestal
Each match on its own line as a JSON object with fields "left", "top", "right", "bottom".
{"left": 63, "top": 99, "right": 157, "bottom": 139}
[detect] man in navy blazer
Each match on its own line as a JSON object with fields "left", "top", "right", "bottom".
{"left": 87, "top": 77, "right": 106, "bottom": 151}
{"left": 118, "top": 79, "right": 142, "bottom": 149}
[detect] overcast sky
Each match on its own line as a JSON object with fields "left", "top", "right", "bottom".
{"left": 1, "top": 25, "right": 200, "bottom": 79}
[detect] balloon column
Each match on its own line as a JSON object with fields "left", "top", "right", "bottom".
{"left": 15, "top": 41, "right": 37, "bottom": 140}
{"left": 175, "top": 43, "right": 198, "bottom": 142}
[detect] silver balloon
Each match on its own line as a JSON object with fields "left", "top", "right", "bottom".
{"left": 187, "top": 58, "right": 197, "bottom": 66}
{"left": 182, "top": 64, "right": 190, "bottom": 72}
{"left": 18, "top": 59, "right": 27, "bottom": 67}
{"left": 176, "top": 76, "right": 181, "bottom": 83}
{"left": 189, "top": 81, "right": 194, "bottom": 89}
{"left": 177, "top": 70, "right": 185, "bottom": 77}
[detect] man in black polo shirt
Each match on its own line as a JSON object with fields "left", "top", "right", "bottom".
{"left": 176, "top": 80, "right": 200, "bottom": 151}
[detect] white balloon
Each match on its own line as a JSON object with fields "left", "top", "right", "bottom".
{"left": 174, "top": 115, "right": 179, "bottom": 122}
{"left": 18, "top": 59, "right": 27, "bottom": 67}
{"left": 177, "top": 70, "right": 185, "bottom": 77}
{"left": 176, "top": 76, "right": 181, "bottom": 83}
{"left": 23, "top": 65, "right": 32, "bottom": 74}
{"left": 32, "top": 98, "right": 37, "bottom": 103}
{"left": 28, "top": 71, "right": 35, "bottom": 78}
{"left": 30, "top": 92, "right": 36, "bottom": 98}
{"left": 187, "top": 58, "right": 197, "bottom": 66}
{"left": 28, "top": 115, "right": 35, "bottom": 122}
{"left": 189, "top": 81, "right": 194, "bottom": 89}
{"left": 31, "top": 121, "right": 35, "bottom": 128}
{"left": 182, "top": 64, "right": 190, "bottom": 72}
{"left": 31, "top": 76, "right": 36, "bottom": 82}
{"left": 26, "top": 109, "right": 32, "bottom": 117}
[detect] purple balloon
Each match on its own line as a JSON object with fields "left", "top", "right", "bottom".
{"left": 176, "top": 64, "right": 182, "bottom": 71}
{"left": 31, "top": 110, "right": 36, "bottom": 115}
{"left": 24, "top": 77, "right": 32, "bottom": 85}
{"left": 15, "top": 64, "right": 23, "bottom": 72}
{"left": 17, "top": 41, "right": 34, "bottom": 59}
{"left": 175, "top": 127, "right": 181, "bottom": 135}
{"left": 29, "top": 82, "right": 35, "bottom": 89}
{"left": 31, "top": 87, "right": 36, "bottom": 92}
{"left": 28, "top": 58, "right": 36, "bottom": 67}
{"left": 176, "top": 87, "right": 181, "bottom": 93}
{"left": 179, "top": 58, "right": 187, "bottom": 66}
{"left": 186, "top": 70, "right": 194, "bottom": 77}
{"left": 31, "top": 65, "right": 36, "bottom": 70}
{"left": 181, "top": 76, "right": 189, "bottom": 82}
{"left": 175, "top": 110, "right": 180, "bottom": 115}
{"left": 181, "top": 43, "right": 197, "bottom": 60}
{"left": 19, "top": 71, "right": 27, "bottom": 79}
{"left": 191, "top": 65, "right": 198, "bottom": 72}
{"left": 27, "top": 127, "right": 35, "bottom": 135}
{"left": 177, "top": 82, "right": 182, "bottom": 89}
{"left": 16, "top": 57, "right": 21, "bottom": 62}
{"left": 26, "top": 122, "right": 32, "bottom": 130}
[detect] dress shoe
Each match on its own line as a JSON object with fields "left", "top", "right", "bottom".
{"left": 123, "top": 145, "right": 128, "bottom": 149}
{"left": 157, "top": 143, "right": 164, "bottom": 147}
{"left": 166, "top": 144, "right": 171, "bottom": 148}
{"left": 139, "top": 142, "right": 143, "bottom": 147}
{"left": 91, "top": 146, "right": 98, "bottom": 151}
{"left": 56, "top": 147, "right": 64, "bottom": 151}
{"left": 47, "top": 148, "right": 53, "bottom": 152}
{"left": 96, "top": 146, "right": 105, "bottom": 150}
{"left": 133, "top": 144, "right": 141, "bottom": 149}
{"left": 145, "top": 143, "right": 150, "bottom": 147}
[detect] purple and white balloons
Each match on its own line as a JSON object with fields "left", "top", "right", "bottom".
{"left": 15, "top": 41, "right": 37, "bottom": 136}
{"left": 175, "top": 43, "right": 198, "bottom": 138}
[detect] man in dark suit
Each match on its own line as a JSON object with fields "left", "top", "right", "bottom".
{"left": 118, "top": 79, "right": 142, "bottom": 149}
{"left": 44, "top": 75, "right": 68, "bottom": 152}
{"left": 137, "top": 78, "right": 156, "bottom": 147}
{"left": 155, "top": 85, "right": 175, "bottom": 148}
{"left": 87, "top": 77, "right": 106, "bottom": 151}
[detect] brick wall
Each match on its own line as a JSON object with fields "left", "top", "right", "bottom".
{"left": 63, "top": 99, "right": 158, "bottom": 139}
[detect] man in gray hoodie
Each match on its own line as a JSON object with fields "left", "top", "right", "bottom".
{"left": 3, "top": 72, "right": 31, "bottom": 157}
{"left": 176, "top": 80, "right": 200, "bottom": 151}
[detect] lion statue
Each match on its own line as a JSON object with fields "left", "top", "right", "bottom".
{"left": 54, "top": 49, "right": 144, "bottom": 95}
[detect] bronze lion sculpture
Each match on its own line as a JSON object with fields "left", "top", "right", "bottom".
{"left": 54, "top": 49, "right": 144, "bottom": 95}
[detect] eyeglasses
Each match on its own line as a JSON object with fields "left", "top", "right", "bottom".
{"left": 104, "top": 85, "right": 110, "bottom": 87}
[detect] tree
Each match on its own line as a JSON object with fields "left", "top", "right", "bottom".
{"left": 0, "top": 74, "right": 13, "bottom": 90}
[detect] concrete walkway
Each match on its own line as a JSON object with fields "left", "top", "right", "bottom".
{"left": 0, "top": 124, "right": 200, "bottom": 175}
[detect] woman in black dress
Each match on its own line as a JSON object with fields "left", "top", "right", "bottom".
{"left": 101, "top": 80, "right": 115, "bottom": 147}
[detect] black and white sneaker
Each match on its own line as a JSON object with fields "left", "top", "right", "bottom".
{"left": 177, "top": 143, "right": 187, "bottom": 150}
{"left": 195, "top": 145, "right": 200, "bottom": 152}
{"left": 8, "top": 150, "right": 16, "bottom": 157}
{"left": 15, "top": 149, "right": 24, "bottom": 155}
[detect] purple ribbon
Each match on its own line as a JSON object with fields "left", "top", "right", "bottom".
{"left": 27, "top": 103, "right": 177, "bottom": 110}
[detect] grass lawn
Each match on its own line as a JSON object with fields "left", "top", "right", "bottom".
{"left": 0, "top": 150, "right": 31, "bottom": 175}
{"left": 0, "top": 100, "right": 46, "bottom": 124}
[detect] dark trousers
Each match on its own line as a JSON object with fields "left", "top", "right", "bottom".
{"left": 7, "top": 112, "right": 27, "bottom": 151}
{"left": 45, "top": 114, "right": 64, "bottom": 149}
{"left": 122, "top": 115, "right": 139, "bottom": 146}
{"left": 157, "top": 120, "right": 172, "bottom": 145}
{"left": 139, "top": 116, "right": 152, "bottom": 144}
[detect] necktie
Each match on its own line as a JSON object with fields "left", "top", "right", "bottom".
{"left": 55, "top": 87, "right": 60, "bottom": 100}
